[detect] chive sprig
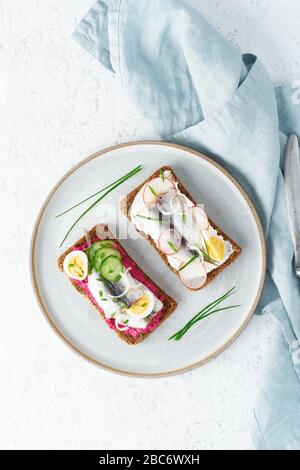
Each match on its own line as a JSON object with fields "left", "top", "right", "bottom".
{"left": 58, "top": 165, "right": 143, "bottom": 247}
{"left": 168, "top": 287, "right": 239, "bottom": 341}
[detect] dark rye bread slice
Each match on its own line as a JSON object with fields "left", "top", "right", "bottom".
{"left": 120, "top": 166, "right": 241, "bottom": 290}
{"left": 57, "top": 224, "right": 177, "bottom": 345}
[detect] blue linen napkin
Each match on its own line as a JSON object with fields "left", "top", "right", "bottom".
{"left": 73, "top": 0, "right": 300, "bottom": 449}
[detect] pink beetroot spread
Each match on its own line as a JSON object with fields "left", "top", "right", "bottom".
{"left": 73, "top": 237, "right": 166, "bottom": 340}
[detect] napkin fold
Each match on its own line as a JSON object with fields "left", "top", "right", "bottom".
{"left": 73, "top": 0, "right": 300, "bottom": 450}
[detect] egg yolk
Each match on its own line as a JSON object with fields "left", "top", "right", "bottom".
{"left": 68, "top": 256, "right": 85, "bottom": 278}
{"left": 127, "top": 294, "right": 150, "bottom": 316}
{"left": 206, "top": 237, "right": 225, "bottom": 261}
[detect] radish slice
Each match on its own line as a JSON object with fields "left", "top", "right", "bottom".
{"left": 114, "top": 314, "right": 129, "bottom": 331}
{"left": 142, "top": 177, "right": 175, "bottom": 207}
{"left": 115, "top": 322, "right": 129, "bottom": 332}
{"left": 179, "top": 259, "right": 207, "bottom": 290}
{"left": 158, "top": 228, "right": 182, "bottom": 255}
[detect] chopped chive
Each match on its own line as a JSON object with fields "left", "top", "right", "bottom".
{"left": 141, "top": 303, "right": 147, "bottom": 307}
{"left": 199, "top": 248, "right": 218, "bottom": 265}
{"left": 195, "top": 242, "right": 218, "bottom": 266}
{"left": 137, "top": 215, "right": 160, "bottom": 221}
{"left": 179, "top": 254, "right": 199, "bottom": 272}
{"left": 148, "top": 185, "right": 157, "bottom": 197}
{"left": 136, "top": 215, "right": 168, "bottom": 224}
{"left": 99, "top": 290, "right": 103, "bottom": 297}
{"left": 59, "top": 165, "right": 143, "bottom": 247}
{"left": 68, "top": 263, "right": 75, "bottom": 268}
{"left": 123, "top": 319, "right": 129, "bottom": 325}
{"left": 160, "top": 169, "right": 165, "bottom": 182}
{"left": 182, "top": 212, "right": 186, "bottom": 224}
{"left": 167, "top": 240, "right": 178, "bottom": 253}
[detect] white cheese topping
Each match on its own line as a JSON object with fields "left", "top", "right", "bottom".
{"left": 130, "top": 170, "right": 233, "bottom": 274}
{"left": 88, "top": 270, "right": 163, "bottom": 329}
{"left": 88, "top": 271, "right": 119, "bottom": 318}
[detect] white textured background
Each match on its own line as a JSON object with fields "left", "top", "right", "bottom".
{"left": 1, "top": 0, "right": 300, "bottom": 450}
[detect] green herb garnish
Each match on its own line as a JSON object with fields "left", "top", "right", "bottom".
{"left": 137, "top": 215, "right": 159, "bottom": 221}
{"left": 68, "top": 263, "right": 75, "bottom": 268}
{"left": 168, "top": 287, "right": 239, "bottom": 341}
{"left": 182, "top": 212, "right": 186, "bottom": 224}
{"left": 160, "top": 169, "right": 165, "bottom": 182}
{"left": 195, "top": 240, "right": 218, "bottom": 266}
{"left": 56, "top": 165, "right": 142, "bottom": 218}
{"left": 59, "top": 165, "right": 143, "bottom": 247}
{"left": 179, "top": 254, "right": 199, "bottom": 271}
{"left": 199, "top": 247, "right": 218, "bottom": 265}
{"left": 148, "top": 185, "right": 157, "bottom": 197}
{"left": 167, "top": 240, "right": 178, "bottom": 253}
{"left": 99, "top": 290, "right": 107, "bottom": 301}
{"left": 202, "top": 234, "right": 209, "bottom": 257}
{"left": 137, "top": 215, "right": 168, "bottom": 225}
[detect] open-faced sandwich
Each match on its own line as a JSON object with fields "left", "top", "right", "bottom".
{"left": 121, "top": 166, "right": 241, "bottom": 291}
{"left": 57, "top": 224, "right": 177, "bottom": 345}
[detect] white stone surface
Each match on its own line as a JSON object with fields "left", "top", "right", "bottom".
{"left": 1, "top": 0, "right": 299, "bottom": 450}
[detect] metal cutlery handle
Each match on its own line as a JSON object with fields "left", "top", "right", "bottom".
{"left": 284, "top": 134, "right": 300, "bottom": 277}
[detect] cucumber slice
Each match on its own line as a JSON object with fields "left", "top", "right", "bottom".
{"left": 93, "top": 240, "right": 116, "bottom": 250}
{"left": 94, "top": 247, "right": 121, "bottom": 272}
{"left": 87, "top": 240, "right": 116, "bottom": 265}
{"left": 100, "top": 256, "right": 123, "bottom": 282}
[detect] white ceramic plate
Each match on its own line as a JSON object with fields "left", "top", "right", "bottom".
{"left": 31, "top": 142, "right": 266, "bottom": 377}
